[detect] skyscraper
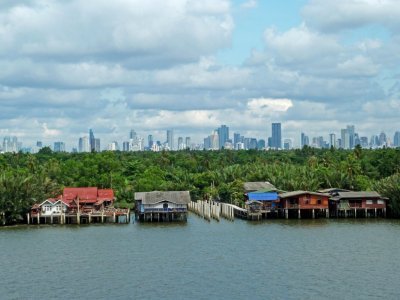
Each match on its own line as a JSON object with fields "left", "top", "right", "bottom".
{"left": 329, "top": 133, "right": 336, "bottom": 148}
{"left": 148, "top": 135, "right": 154, "bottom": 148}
{"left": 394, "top": 131, "right": 400, "bottom": 147}
{"left": 95, "top": 138, "right": 101, "bottom": 152}
{"left": 89, "top": 129, "right": 95, "bottom": 152}
{"left": 178, "top": 137, "right": 184, "bottom": 150}
{"left": 185, "top": 137, "right": 191, "bottom": 149}
{"left": 347, "top": 125, "right": 355, "bottom": 149}
{"left": 301, "top": 132, "right": 309, "bottom": 148}
{"left": 341, "top": 128, "right": 350, "bottom": 149}
{"left": 130, "top": 129, "right": 137, "bottom": 140}
{"left": 271, "top": 123, "right": 282, "bottom": 149}
{"left": 217, "top": 125, "right": 229, "bottom": 149}
{"left": 54, "top": 142, "right": 65, "bottom": 152}
{"left": 167, "top": 129, "right": 174, "bottom": 150}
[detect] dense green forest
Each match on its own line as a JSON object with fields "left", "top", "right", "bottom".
{"left": 1, "top": 146, "right": 400, "bottom": 224}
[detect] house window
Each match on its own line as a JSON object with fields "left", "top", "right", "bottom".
{"left": 377, "top": 200, "right": 385, "bottom": 205}
{"left": 163, "top": 203, "right": 168, "bottom": 209}
{"left": 317, "top": 199, "right": 322, "bottom": 205}
{"left": 366, "top": 200, "right": 373, "bottom": 205}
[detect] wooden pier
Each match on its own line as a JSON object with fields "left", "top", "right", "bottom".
{"left": 188, "top": 200, "right": 239, "bottom": 221}
{"left": 28, "top": 208, "right": 130, "bottom": 225}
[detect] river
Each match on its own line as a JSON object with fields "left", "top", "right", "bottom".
{"left": 1, "top": 216, "right": 399, "bottom": 299}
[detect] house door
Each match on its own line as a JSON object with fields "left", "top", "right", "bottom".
{"left": 163, "top": 203, "right": 168, "bottom": 211}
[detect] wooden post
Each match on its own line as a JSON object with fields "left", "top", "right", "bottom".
{"left": 312, "top": 209, "right": 315, "bottom": 219}
{"left": 374, "top": 208, "right": 377, "bottom": 218}
{"left": 326, "top": 209, "right": 329, "bottom": 218}
{"left": 89, "top": 214, "right": 92, "bottom": 224}
{"left": 113, "top": 212, "right": 116, "bottom": 223}
{"left": 298, "top": 209, "right": 301, "bottom": 219}
{"left": 37, "top": 213, "right": 40, "bottom": 224}
{"left": 354, "top": 208, "right": 357, "bottom": 218}
{"left": 101, "top": 212, "right": 104, "bottom": 223}
{"left": 77, "top": 213, "right": 80, "bottom": 224}
{"left": 365, "top": 208, "right": 368, "bottom": 218}
{"left": 285, "top": 209, "right": 288, "bottom": 219}
{"left": 27, "top": 213, "right": 30, "bottom": 225}
{"left": 51, "top": 214, "right": 53, "bottom": 224}
{"left": 383, "top": 208, "right": 386, "bottom": 217}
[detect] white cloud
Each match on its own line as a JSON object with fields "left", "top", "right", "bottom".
{"left": 241, "top": 0, "right": 257, "bottom": 9}
{"left": 303, "top": 0, "right": 400, "bottom": 32}
{"left": 247, "top": 98, "right": 293, "bottom": 115}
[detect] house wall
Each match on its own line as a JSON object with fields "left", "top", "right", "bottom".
{"left": 142, "top": 202, "right": 187, "bottom": 212}
{"left": 282, "top": 195, "right": 329, "bottom": 209}
{"left": 40, "top": 202, "right": 68, "bottom": 216}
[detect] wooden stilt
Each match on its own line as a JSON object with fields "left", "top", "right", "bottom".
{"left": 312, "top": 209, "right": 315, "bottom": 219}
{"left": 27, "top": 213, "right": 30, "bottom": 225}
{"left": 298, "top": 209, "right": 301, "bottom": 219}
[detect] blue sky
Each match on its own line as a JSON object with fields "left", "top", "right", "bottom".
{"left": 0, "top": 0, "right": 400, "bottom": 149}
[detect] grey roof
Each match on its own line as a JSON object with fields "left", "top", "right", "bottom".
{"left": 134, "top": 191, "right": 191, "bottom": 205}
{"left": 279, "top": 191, "right": 330, "bottom": 199}
{"left": 332, "top": 191, "right": 383, "bottom": 200}
{"left": 318, "top": 188, "right": 351, "bottom": 194}
{"left": 244, "top": 182, "right": 277, "bottom": 192}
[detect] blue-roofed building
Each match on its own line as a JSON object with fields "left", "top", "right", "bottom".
{"left": 243, "top": 182, "right": 281, "bottom": 220}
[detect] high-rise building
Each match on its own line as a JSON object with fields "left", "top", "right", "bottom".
{"left": 203, "top": 136, "right": 211, "bottom": 150}
{"left": 108, "top": 141, "right": 119, "bottom": 151}
{"left": 283, "top": 139, "right": 292, "bottom": 150}
{"left": 3, "top": 136, "right": 19, "bottom": 153}
{"left": 347, "top": 125, "right": 355, "bottom": 149}
{"left": 54, "top": 142, "right": 65, "bottom": 152}
{"left": 301, "top": 133, "right": 309, "bottom": 148}
{"left": 341, "top": 128, "right": 350, "bottom": 149}
{"left": 329, "top": 133, "right": 336, "bottom": 148}
{"left": 185, "top": 137, "right": 191, "bottom": 149}
{"left": 217, "top": 125, "right": 229, "bottom": 149}
{"left": 379, "top": 132, "right": 387, "bottom": 146}
{"left": 271, "top": 123, "right": 282, "bottom": 149}
{"left": 394, "top": 131, "right": 400, "bottom": 147}
{"left": 210, "top": 131, "right": 219, "bottom": 150}
{"left": 167, "top": 129, "right": 174, "bottom": 150}
{"left": 89, "top": 129, "right": 95, "bottom": 152}
{"left": 178, "top": 137, "right": 184, "bottom": 150}
{"left": 78, "top": 136, "right": 90, "bottom": 152}
{"left": 148, "top": 135, "right": 154, "bottom": 148}
{"left": 360, "top": 137, "right": 369, "bottom": 148}
{"left": 257, "top": 139, "right": 266, "bottom": 149}
{"left": 233, "top": 133, "right": 240, "bottom": 146}
{"left": 130, "top": 129, "right": 137, "bottom": 140}
{"left": 36, "top": 141, "right": 43, "bottom": 148}
{"left": 122, "top": 141, "right": 130, "bottom": 152}
{"left": 95, "top": 138, "right": 101, "bottom": 152}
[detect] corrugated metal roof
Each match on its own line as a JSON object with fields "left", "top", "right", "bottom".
{"left": 279, "top": 191, "right": 330, "bottom": 199}
{"left": 318, "top": 188, "right": 351, "bottom": 194}
{"left": 334, "top": 191, "right": 383, "bottom": 199}
{"left": 248, "top": 192, "right": 278, "bottom": 201}
{"left": 134, "top": 191, "right": 191, "bottom": 205}
{"left": 244, "top": 182, "right": 276, "bottom": 192}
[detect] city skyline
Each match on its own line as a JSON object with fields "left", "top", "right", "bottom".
{"left": 2, "top": 124, "right": 400, "bottom": 153}
{"left": 1, "top": 1, "right": 400, "bottom": 149}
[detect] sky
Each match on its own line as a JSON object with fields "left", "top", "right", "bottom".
{"left": 1, "top": 0, "right": 400, "bottom": 149}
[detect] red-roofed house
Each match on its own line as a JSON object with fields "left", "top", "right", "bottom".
{"left": 28, "top": 187, "right": 127, "bottom": 225}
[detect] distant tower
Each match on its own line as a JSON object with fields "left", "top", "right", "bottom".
{"left": 217, "top": 125, "right": 229, "bottom": 149}
{"left": 185, "top": 137, "right": 191, "bottom": 149}
{"left": 271, "top": 123, "right": 282, "bottom": 149}
{"left": 148, "top": 135, "right": 154, "bottom": 148}
{"left": 329, "top": 133, "right": 336, "bottom": 148}
{"left": 167, "top": 129, "right": 174, "bottom": 150}
{"left": 89, "top": 129, "right": 95, "bottom": 152}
